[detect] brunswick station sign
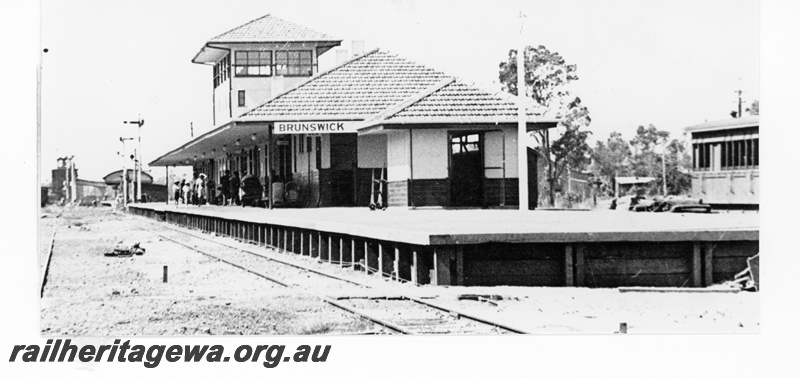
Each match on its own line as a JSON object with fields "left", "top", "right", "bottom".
{"left": 274, "top": 121, "right": 358, "bottom": 134}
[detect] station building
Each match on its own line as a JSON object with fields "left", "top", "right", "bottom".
{"left": 135, "top": 15, "right": 759, "bottom": 289}
{"left": 685, "top": 116, "right": 759, "bottom": 210}
{"left": 151, "top": 14, "right": 557, "bottom": 209}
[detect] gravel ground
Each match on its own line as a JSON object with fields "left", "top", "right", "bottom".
{"left": 412, "top": 285, "right": 759, "bottom": 334}
{"left": 39, "top": 206, "right": 759, "bottom": 336}
{"left": 40, "top": 206, "right": 373, "bottom": 336}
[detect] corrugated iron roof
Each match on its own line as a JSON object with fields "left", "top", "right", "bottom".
{"left": 209, "top": 14, "right": 341, "bottom": 43}
{"left": 685, "top": 116, "right": 759, "bottom": 133}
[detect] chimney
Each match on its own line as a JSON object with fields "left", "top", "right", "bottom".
{"left": 352, "top": 40, "right": 365, "bottom": 57}
{"left": 336, "top": 49, "right": 349, "bottom": 65}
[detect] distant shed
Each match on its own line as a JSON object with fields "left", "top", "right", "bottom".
{"left": 614, "top": 176, "right": 656, "bottom": 197}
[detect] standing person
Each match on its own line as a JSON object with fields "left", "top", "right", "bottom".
{"left": 189, "top": 173, "right": 198, "bottom": 205}
{"left": 206, "top": 177, "right": 216, "bottom": 205}
{"left": 196, "top": 173, "right": 206, "bottom": 206}
{"left": 172, "top": 181, "right": 180, "bottom": 206}
{"left": 181, "top": 179, "right": 189, "bottom": 205}
{"left": 220, "top": 170, "right": 231, "bottom": 206}
{"left": 229, "top": 171, "right": 240, "bottom": 206}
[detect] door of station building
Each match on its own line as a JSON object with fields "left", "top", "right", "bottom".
{"left": 328, "top": 134, "right": 357, "bottom": 206}
{"left": 449, "top": 132, "right": 484, "bottom": 207}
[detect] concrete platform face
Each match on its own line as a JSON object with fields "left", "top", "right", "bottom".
{"left": 130, "top": 204, "right": 758, "bottom": 246}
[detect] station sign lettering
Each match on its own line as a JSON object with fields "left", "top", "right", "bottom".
{"left": 274, "top": 121, "right": 358, "bottom": 134}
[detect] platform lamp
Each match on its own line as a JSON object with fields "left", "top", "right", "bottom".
{"left": 124, "top": 119, "right": 145, "bottom": 202}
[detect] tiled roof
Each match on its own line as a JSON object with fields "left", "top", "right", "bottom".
{"left": 380, "top": 80, "right": 546, "bottom": 123}
{"left": 209, "top": 14, "right": 340, "bottom": 43}
{"left": 239, "top": 50, "right": 452, "bottom": 120}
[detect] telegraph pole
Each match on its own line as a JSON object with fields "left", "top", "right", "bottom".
{"left": 125, "top": 119, "right": 145, "bottom": 202}
{"left": 735, "top": 89, "right": 743, "bottom": 118}
{"left": 516, "top": 11, "right": 529, "bottom": 211}
{"left": 661, "top": 141, "right": 667, "bottom": 196}
{"left": 120, "top": 137, "right": 134, "bottom": 206}
{"left": 69, "top": 156, "right": 76, "bottom": 204}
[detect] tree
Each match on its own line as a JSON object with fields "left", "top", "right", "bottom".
{"left": 627, "top": 124, "right": 691, "bottom": 196}
{"left": 747, "top": 99, "right": 759, "bottom": 116}
{"left": 663, "top": 139, "right": 692, "bottom": 195}
{"left": 590, "top": 131, "right": 631, "bottom": 194}
{"left": 498, "top": 45, "right": 591, "bottom": 206}
{"left": 629, "top": 124, "right": 670, "bottom": 178}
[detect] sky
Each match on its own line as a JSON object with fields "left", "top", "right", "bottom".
{"left": 40, "top": 0, "right": 759, "bottom": 182}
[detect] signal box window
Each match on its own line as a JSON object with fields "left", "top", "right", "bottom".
{"left": 275, "top": 51, "right": 313, "bottom": 76}
{"left": 238, "top": 90, "right": 246, "bottom": 107}
{"left": 234, "top": 51, "right": 272, "bottom": 76}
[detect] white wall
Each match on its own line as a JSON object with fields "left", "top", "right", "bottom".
{"left": 385, "top": 126, "right": 521, "bottom": 181}
{"left": 357, "top": 134, "right": 387, "bottom": 168}
{"left": 213, "top": 83, "right": 231, "bottom": 126}
{"left": 484, "top": 125, "right": 518, "bottom": 179}
{"left": 232, "top": 78, "right": 273, "bottom": 118}
{"left": 387, "top": 131, "right": 410, "bottom": 181}
{"left": 411, "top": 129, "right": 448, "bottom": 179}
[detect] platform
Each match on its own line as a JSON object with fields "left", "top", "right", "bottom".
{"left": 128, "top": 203, "right": 759, "bottom": 288}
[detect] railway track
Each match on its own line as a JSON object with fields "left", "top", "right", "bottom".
{"left": 137, "top": 218, "right": 526, "bottom": 335}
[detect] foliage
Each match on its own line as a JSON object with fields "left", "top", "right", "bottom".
{"left": 629, "top": 124, "right": 670, "bottom": 178}
{"left": 747, "top": 99, "right": 759, "bottom": 116}
{"left": 591, "top": 125, "right": 692, "bottom": 197}
{"left": 498, "top": 45, "right": 591, "bottom": 206}
{"left": 590, "top": 132, "right": 631, "bottom": 194}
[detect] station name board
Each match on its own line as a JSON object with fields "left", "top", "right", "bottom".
{"left": 274, "top": 121, "right": 358, "bottom": 134}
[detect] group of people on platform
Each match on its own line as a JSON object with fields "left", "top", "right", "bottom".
{"left": 172, "top": 170, "right": 262, "bottom": 207}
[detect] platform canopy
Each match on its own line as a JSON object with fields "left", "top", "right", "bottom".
{"left": 149, "top": 122, "right": 270, "bottom": 167}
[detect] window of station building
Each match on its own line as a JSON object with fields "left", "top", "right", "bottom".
{"left": 693, "top": 142, "right": 713, "bottom": 170}
{"left": 720, "top": 137, "right": 759, "bottom": 170}
{"left": 234, "top": 51, "right": 272, "bottom": 76}
{"left": 451, "top": 133, "right": 481, "bottom": 155}
{"left": 238, "top": 90, "right": 246, "bottom": 107}
{"left": 213, "top": 64, "right": 219, "bottom": 87}
{"left": 275, "top": 51, "right": 313, "bottom": 76}
{"left": 213, "top": 55, "right": 231, "bottom": 88}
